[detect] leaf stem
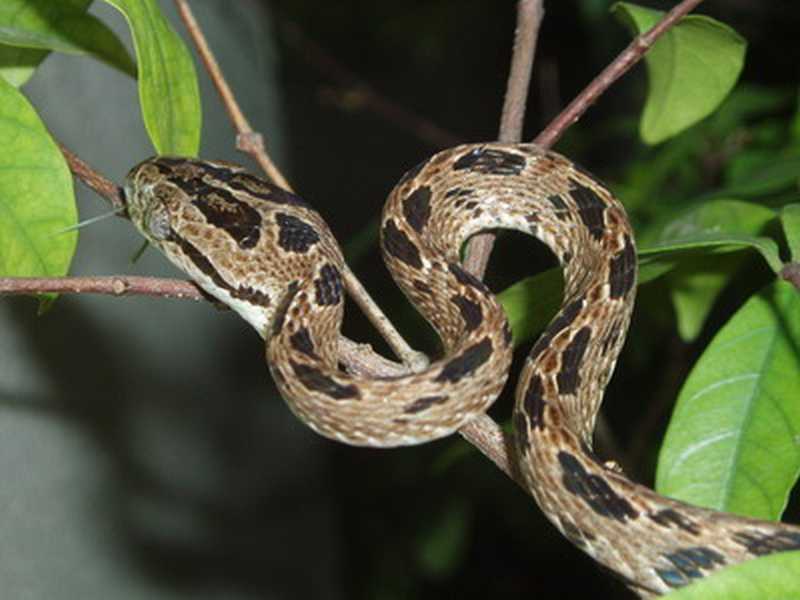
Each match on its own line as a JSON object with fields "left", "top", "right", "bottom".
{"left": 172, "top": 0, "right": 290, "bottom": 190}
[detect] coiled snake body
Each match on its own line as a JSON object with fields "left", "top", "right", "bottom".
{"left": 125, "top": 143, "right": 800, "bottom": 597}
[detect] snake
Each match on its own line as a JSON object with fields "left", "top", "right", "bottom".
{"left": 124, "top": 143, "right": 800, "bottom": 597}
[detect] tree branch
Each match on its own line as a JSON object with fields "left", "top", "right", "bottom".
{"left": 0, "top": 275, "right": 418, "bottom": 383}
{"left": 59, "top": 144, "right": 124, "bottom": 210}
{"left": 534, "top": 0, "right": 706, "bottom": 148}
{"left": 462, "top": 0, "right": 544, "bottom": 280}
{"left": 177, "top": 0, "right": 427, "bottom": 367}
{"left": 173, "top": 0, "right": 291, "bottom": 189}
{"left": 0, "top": 275, "right": 201, "bottom": 300}
{"left": 458, "top": 0, "right": 544, "bottom": 480}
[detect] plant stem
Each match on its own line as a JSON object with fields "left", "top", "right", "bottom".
{"left": 534, "top": 0, "right": 706, "bottom": 148}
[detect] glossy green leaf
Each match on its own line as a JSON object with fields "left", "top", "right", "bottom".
{"left": 0, "top": 78, "right": 76, "bottom": 281}
{"left": 0, "top": 0, "right": 90, "bottom": 86}
{"left": 638, "top": 257, "right": 679, "bottom": 284}
{"left": 498, "top": 269, "right": 563, "bottom": 345}
{"left": 101, "top": 0, "right": 201, "bottom": 155}
{"left": 781, "top": 204, "right": 800, "bottom": 260}
{"left": 499, "top": 255, "right": 676, "bottom": 345}
{"left": 640, "top": 199, "right": 781, "bottom": 273}
{"left": 0, "top": 45, "right": 47, "bottom": 87}
{"left": 641, "top": 199, "right": 778, "bottom": 340}
{"left": 0, "top": 0, "right": 136, "bottom": 82}
{"left": 669, "top": 253, "right": 746, "bottom": 341}
{"left": 612, "top": 3, "right": 746, "bottom": 144}
{"left": 662, "top": 551, "right": 800, "bottom": 600}
{"left": 656, "top": 281, "right": 800, "bottom": 520}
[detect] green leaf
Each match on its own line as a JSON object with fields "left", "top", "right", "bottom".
{"left": 656, "top": 281, "right": 800, "bottom": 521}
{"left": 643, "top": 199, "right": 776, "bottom": 248}
{"left": 0, "top": 0, "right": 136, "bottom": 81}
{"left": 638, "top": 257, "right": 679, "bottom": 284}
{"left": 781, "top": 204, "right": 800, "bottom": 261}
{"left": 101, "top": 0, "right": 201, "bottom": 156}
{"left": 668, "top": 253, "right": 746, "bottom": 341}
{"left": 612, "top": 3, "right": 746, "bottom": 144}
{"left": 0, "top": 0, "right": 91, "bottom": 86}
{"left": 0, "top": 78, "right": 76, "bottom": 281}
{"left": 640, "top": 199, "right": 782, "bottom": 273}
{"left": 0, "top": 45, "right": 47, "bottom": 87}
{"left": 721, "top": 154, "right": 800, "bottom": 198}
{"left": 505, "top": 200, "right": 781, "bottom": 344}
{"left": 662, "top": 551, "right": 800, "bottom": 600}
{"left": 499, "top": 255, "right": 672, "bottom": 346}
{"left": 640, "top": 199, "right": 778, "bottom": 340}
{"left": 498, "top": 269, "right": 563, "bottom": 346}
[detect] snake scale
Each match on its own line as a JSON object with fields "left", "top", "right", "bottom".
{"left": 125, "top": 143, "right": 800, "bottom": 597}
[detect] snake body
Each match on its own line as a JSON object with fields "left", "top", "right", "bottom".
{"left": 125, "top": 143, "right": 800, "bottom": 596}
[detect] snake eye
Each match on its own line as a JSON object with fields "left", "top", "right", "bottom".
{"left": 146, "top": 203, "right": 172, "bottom": 241}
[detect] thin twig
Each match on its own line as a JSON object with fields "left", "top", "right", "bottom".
{"left": 534, "top": 0, "right": 706, "bottom": 148}
{"left": 341, "top": 267, "right": 429, "bottom": 369}
{"left": 458, "top": 0, "right": 544, "bottom": 476}
{"left": 498, "top": 0, "right": 545, "bottom": 144}
{"left": 60, "top": 141, "right": 425, "bottom": 374}
{"left": 59, "top": 144, "right": 125, "bottom": 210}
{"left": 280, "top": 19, "right": 461, "bottom": 149}
{"left": 0, "top": 276, "right": 202, "bottom": 299}
{"left": 177, "top": 1, "right": 429, "bottom": 369}
{"left": 462, "top": 0, "right": 544, "bottom": 279}
{"left": 0, "top": 275, "right": 411, "bottom": 380}
{"left": 173, "top": 0, "right": 290, "bottom": 189}
{"left": 460, "top": 414, "right": 527, "bottom": 489}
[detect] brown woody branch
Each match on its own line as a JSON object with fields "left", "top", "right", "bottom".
{"left": 173, "top": 0, "right": 291, "bottom": 190}
{"left": 0, "top": 276, "right": 201, "bottom": 300}
{"left": 534, "top": 0, "right": 706, "bottom": 148}
{"left": 462, "top": 0, "right": 544, "bottom": 280}
{"left": 59, "top": 144, "right": 124, "bottom": 210}
{"left": 458, "top": 0, "right": 544, "bottom": 482}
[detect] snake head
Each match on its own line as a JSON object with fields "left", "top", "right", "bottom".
{"left": 124, "top": 156, "right": 186, "bottom": 244}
